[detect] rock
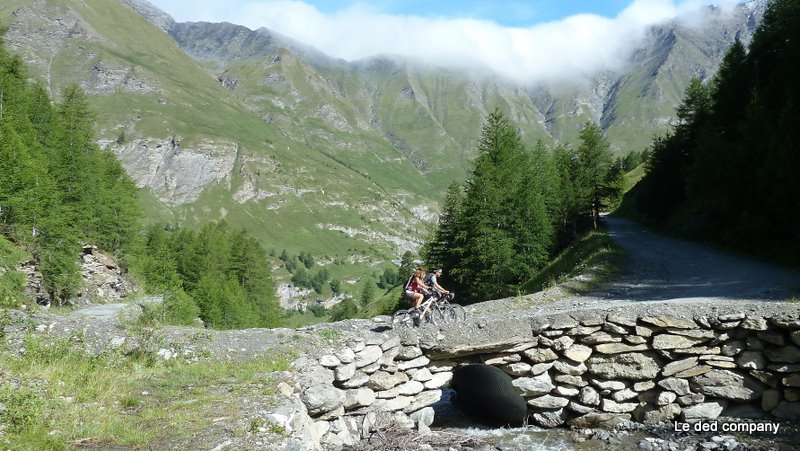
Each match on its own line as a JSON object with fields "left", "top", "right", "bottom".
{"left": 335, "top": 363, "right": 357, "bottom": 382}
{"left": 657, "top": 391, "right": 677, "bottom": 406}
{"left": 587, "top": 353, "right": 660, "bottom": 380}
{"left": 554, "top": 374, "right": 588, "bottom": 387}
{"left": 319, "top": 354, "right": 341, "bottom": 368}
{"left": 736, "top": 351, "right": 767, "bottom": 370}
{"left": 634, "top": 381, "right": 656, "bottom": 392}
{"left": 567, "top": 326, "right": 601, "bottom": 336}
{"left": 554, "top": 386, "right": 580, "bottom": 397}
{"left": 354, "top": 345, "right": 383, "bottom": 368}
{"left": 403, "top": 390, "right": 443, "bottom": 413}
{"left": 301, "top": 385, "right": 346, "bottom": 417}
{"left": 395, "top": 380, "right": 425, "bottom": 396}
{"left": 396, "top": 346, "right": 423, "bottom": 360}
{"left": 682, "top": 401, "right": 727, "bottom": 421}
{"left": 765, "top": 345, "right": 800, "bottom": 363}
{"left": 665, "top": 328, "right": 716, "bottom": 339}
{"left": 512, "top": 372, "right": 555, "bottom": 396}
{"left": 591, "top": 379, "right": 627, "bottom": 391}
{"left": 552, "top": 336, "right": 575, "bottom": 352}
{"left": 747, "top": 337, "right": 767, "bottom": 350}
{"left": 411, "top": 368, "right": 433, "bottom": 382}
{"left": 424, "top": 372, "right": 453, "bottom": 390}
{"left": 607, "top": 313, "right": 638, "bottom": 327}
{"left": 706, "top": 360, "right": 737, "bottom": 369}
{"left": 595, "top": 343, "right": 649, "bottom": 354}
{"left": 397, "top": 355, "right": 430, "bottom": 371}
{"left": 672, "top": 346, "right": 721, "bottom": 355}
{"left": 530, "top": 362, "right": 555, "bottom": 375}
{"left": 381, "top": 336, "right": 401, "bottom": 351}
{"left": 550, "top": 315, "right": 579, "bottom": 330}
{"left": 658, "top": 378, "right": 691, "bottom": 396}
{"left": 750, "top": 370, "right": 779, "bottom": 387}
{"left": 409, "top": 407, "right": 435, "bottom": 429}
{"left": 674, "top": 365, "right": 713, "bottom": 378}
{"left": 691, "top": 369, "right": 765, "bottom": 401}
{"left": 643, "top": 403, "right": 681, "bottom": 424}
{"left": 582, "top": 332, "right": 623, "bottom": 345}
{"left": 336, "top": 347, "right": 355, "bottom": 364}
{"left": 635, "top": 326, "right": 654, "bottom": 337}
{"left": 532, "top": 409, "right": 567, "bottom": 428}
{"left": 373, "top": 396, "right": 412, "bottom": 412}
{"left": 785, "top": 389, "right": 800, "bottom": 402}
{"left": 571, "top": 412, "right": 631, "bottom": 428}
{"left": 568, "top": 401, "right": 595, "bottom": 414}
{"left": 612, "top": 389, "right": 639, "bottom": 402}
{"left": 721, "top": 340, "right": 746, "bottom": 356}
{"left": 761, "top": 389, "right": 780, "bottom": 411}
{"left": 427, "top": 360, "right": 455, "bottom": 372}
{"left": 601, "top": 399, "right": 638, "bottom": 413}
{"left": 503, "top": 362, "right": 532, "bottom": 376}
{"left": 524, "top": 347, "right": 558, "bottom": 363}
{"left": 793, "top": 331, "right": 800, "bottom": 347}
{"left": 603, "top": 322, "right": 629, "bottom": 335}
{"left": 340, "top": 371, "right": 370, "bottom": 389}
{"left": 662, "top": 357, "right": 699, "bottom": 377}
{"left": 345, "top": 387, "right": 376, "bottom": 409}
{"left": 677, "top": 393, "right": 705, "bottom": 406}
{"left": 579, "top": 386, "right": 601, "bottom": 406}
{"left": 553, "top": 360, "right": 587, "bottom": 376}
{"left": 368, "top": 371, "right": 409, "bottom": 391}
{"left": 625, "top": 336, "right": 648, "bottom": 345}
{"left": 484, "top": 353, "right": 521, "bottom": 365}
{"left": 640, "top": 315, "right": 696, "bottom": 329}
{"left": 527, "top": 395, "right": 570, "bottom": 409}
{"left": 771, "top": 314, "right": 800, "bottom": 330}
{"left": 784, "top": 374, "right": 800, "bottom": 387}
{"left": 758, "top": 330, "right": 786, "bottom": 346}
{"left": 652, "top": 334, "right": 706, "bottom": 350}
{"left": 740, "top": 317, "right": 769, "bottom": 330}
{"left": 768, "top": 363, "right": 800, "bottom": 372}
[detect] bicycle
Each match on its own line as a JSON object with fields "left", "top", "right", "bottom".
{"left": 432, "top": 291, "right": 467, "bottom": 324}
{"left": 392, "top": 293, "right": 436, "bottom": 328}
{"left": 392, "top": 291, "right": 467, "bottom": 328}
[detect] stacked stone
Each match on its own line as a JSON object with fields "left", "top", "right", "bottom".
{"left": 477, "top": 311, "right": 800, "bottom": 428}
{"left": 293, "top": 310, "right": 800, "bottom": 448}
{"left": 296, "top": 334, "right": 453, "bottom": 448}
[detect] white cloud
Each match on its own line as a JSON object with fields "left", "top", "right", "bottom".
{"left": 159, "top": 0, "right": 744, "bottom": 85}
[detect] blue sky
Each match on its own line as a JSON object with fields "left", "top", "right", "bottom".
{"left": 148, "top": 0, "right": 742, "bottom": 84}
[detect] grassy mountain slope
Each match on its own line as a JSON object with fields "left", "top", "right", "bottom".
{"left": 0, "top": 0, "right": 763, "bottom": 305}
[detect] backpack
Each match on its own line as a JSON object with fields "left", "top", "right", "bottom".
{"left": 423, "top": 272, "right": 435, "bottom": 287}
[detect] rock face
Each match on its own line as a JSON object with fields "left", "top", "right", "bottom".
{"left": 113, "top": 137, "right": 238, "bottom": 205}
{"left": 291, "top": 308, "right": 799, "bottom": 449}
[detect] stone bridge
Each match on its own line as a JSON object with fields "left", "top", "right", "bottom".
{"left": 291, "top": 301, "right": 800, "bottom": 448}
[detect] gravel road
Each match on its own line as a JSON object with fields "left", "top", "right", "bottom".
{"left": 472, "top": 217, "right": 799, "bottom": 319}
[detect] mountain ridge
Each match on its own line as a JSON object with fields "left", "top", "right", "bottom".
{"left": 0, "top": 0, "right": 765, "bottom": 304}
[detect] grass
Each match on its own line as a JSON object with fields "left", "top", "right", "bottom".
{"left": 0, "top": 332, "right": 292, "bottom": 450}
{"left": 520, "top": 226, "right": 627, "bottom": 295}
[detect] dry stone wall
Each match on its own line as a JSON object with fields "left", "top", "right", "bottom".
{"left": 294, "top": 308, "right": 800, "bottom": 447}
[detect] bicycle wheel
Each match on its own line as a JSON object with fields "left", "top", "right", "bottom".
{"left": 448, "top": 303, "right": 467, "bottom": 322}
{"left": 392, "top": 309, "right": 414, "bottom": 328}
{"left": 420, "top": 306, "right": 437, "bottom": 326}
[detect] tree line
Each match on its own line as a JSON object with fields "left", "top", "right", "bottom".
{"left": 423, "top": 109, "right": 622, "bottom": 304}
{"left": 0, "top": 31, "right": 281, "bottom": 327}
{"left": 631, "top": 0, "right": 800, "bottom": 263}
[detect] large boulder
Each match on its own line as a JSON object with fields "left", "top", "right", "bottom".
{"left": 451, "top": 364, "right": 527, "bottom": 426}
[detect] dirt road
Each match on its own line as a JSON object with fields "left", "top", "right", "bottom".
{"left": 599, "top": 217, "right": 798, "bottom": 303}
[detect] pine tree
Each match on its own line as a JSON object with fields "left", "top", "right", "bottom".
{"left": 575, "top": 122, "right": 613, "bottom": 228}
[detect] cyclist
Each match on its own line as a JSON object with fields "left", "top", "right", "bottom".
{"left": 424, "top": 268, "right": 449, "bottom": 297}
{"left": 404, "top": 268, "right": 430, "bottom": 312}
